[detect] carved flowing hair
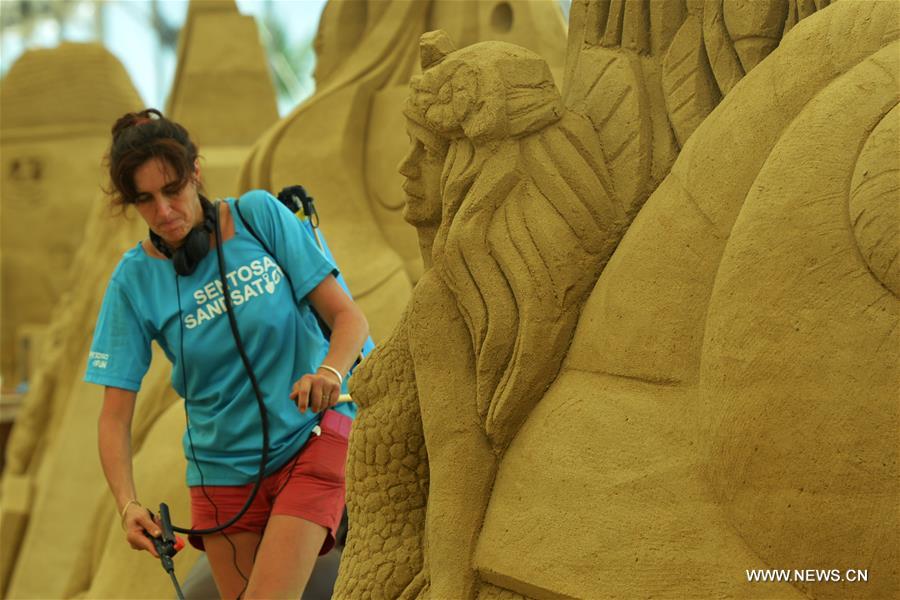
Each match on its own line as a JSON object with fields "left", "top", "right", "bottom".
{"left": 405, "top": 33, "right": 626, "bottom": 450}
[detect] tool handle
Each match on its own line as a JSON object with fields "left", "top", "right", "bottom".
{"left": 145, "top": 504, "right": 184, "bottom": 575}
{"left": 146, "top": 532, "right": 176, "bottom": 572}
{"left": 158, "top": 503, "right": 175, "bottom": 544}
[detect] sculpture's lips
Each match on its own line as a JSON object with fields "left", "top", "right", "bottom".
{"left": 402, "top": 182, "right": 425, "bottom": 201}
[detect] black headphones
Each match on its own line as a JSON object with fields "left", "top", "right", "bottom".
{"left": 149, "top": 195, "right": 216, "bottom": 276}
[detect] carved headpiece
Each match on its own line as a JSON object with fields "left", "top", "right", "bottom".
{"left": 404, "top": 30, "right": 563, "bottom": 142}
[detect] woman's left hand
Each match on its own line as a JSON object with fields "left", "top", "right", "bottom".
{"left": 290, "top": 368, "right": 342, "bottom": 413}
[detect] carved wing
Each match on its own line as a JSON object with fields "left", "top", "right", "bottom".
{"left": 562, "top": 0, "right": 834, "bottom": 216}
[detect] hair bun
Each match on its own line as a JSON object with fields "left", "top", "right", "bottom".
{"left": 111, "top": 108, "right": 164, "bottom": 137}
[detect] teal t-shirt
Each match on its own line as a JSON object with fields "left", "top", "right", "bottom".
{"left": 85, "top": 190, "right": 356, "bottom": 486}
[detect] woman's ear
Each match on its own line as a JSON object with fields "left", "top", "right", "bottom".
{"left": 192, "top": 159, "right": 202, "bottom": 186}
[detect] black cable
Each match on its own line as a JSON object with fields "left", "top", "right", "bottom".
{"left": 270, "top": 444, "right": 305, "bottom": 498}
{"left": 169, "top": 201, "right": 271, "bottom": 536}
{"left": 147, "top": 189, "right": 356, "bottom": 598}
{"left": 175, "top": 274, "right": 250, "bottom": 590}
{"left": 147, "top": 200, "right": 278, "bottom": 599}
{"left": 168, "top": 571, "right": 185, "bottom": 600}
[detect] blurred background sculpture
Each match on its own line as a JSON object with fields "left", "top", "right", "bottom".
{"left": 338, "top": 0, "right": 898, "bottom": 598}
{"left": 166, "top": 0, "right": 279, "bottom": 196}
{"left": 0, "top": 41, "right": 147, "bottom": 597}
{"left": 0, "top": 42, "right": 142, "bottom": 391}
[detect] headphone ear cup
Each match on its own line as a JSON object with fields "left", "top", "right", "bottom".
{"left": 168, "top": 197, "right": 217, "bottom": 276}
{"left": 173, "top": 228, "right": 211, "bottom": 276}
{"left": 172, "top": 247, "right": 193, "bottom": 276}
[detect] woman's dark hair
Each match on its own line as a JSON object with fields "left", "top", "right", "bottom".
{"left": 105, "top": 108, "right": 200, "bottom": 206}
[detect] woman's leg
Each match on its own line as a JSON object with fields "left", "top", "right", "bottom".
{"left": 243, "top": 515, "right": 328, "bottom": 599}
{"left": 203, "top": 531, "right": 262, "bottom": 600}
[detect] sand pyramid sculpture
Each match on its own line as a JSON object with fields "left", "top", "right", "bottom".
{"left": 1, "top": 3, "right": 280, "bottom": 597}
{"left": 237, "top": 0, "right": 568, "bottom": 344}
{"left": 0, "top": 42, "right": 143, "bottom": 389}
{"left": 337, "top": 0, "right": 898, "bottom": 598}
{"left": 167, "top": 0, "right": 278, "bottom": 197}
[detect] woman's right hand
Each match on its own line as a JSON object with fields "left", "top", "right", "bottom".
{"left": 122, "top": 503, "right": 163, "bottom": 557}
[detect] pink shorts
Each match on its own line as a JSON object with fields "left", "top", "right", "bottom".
{"left": 188, "top": 410, "right": 351, "bottom": 555}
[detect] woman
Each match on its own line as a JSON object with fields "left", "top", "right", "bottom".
{"left": 86, "top": 109, "right": 368, "bottom": 599}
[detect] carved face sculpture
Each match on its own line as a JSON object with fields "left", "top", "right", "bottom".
{"left": 398, "top": 124, "right": 445, "bottom": 229}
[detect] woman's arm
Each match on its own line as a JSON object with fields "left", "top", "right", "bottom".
{"left": 290, "top": 275, "right": 369, "bottom": 412}
{"left": 98, "top": 386, "right": 161, "bottom": 555}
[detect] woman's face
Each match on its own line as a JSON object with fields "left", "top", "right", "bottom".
{"left": 132, "top": 157, "right": 202, "bottom": 248}
{"left": 398, "top": 128, "right": 444, "bottom": 227}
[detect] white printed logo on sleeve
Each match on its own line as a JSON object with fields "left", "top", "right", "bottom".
{"left": 185, "top": 256, "right": 285, "bottom": 329}
{"left": 89, "top": 352, "right": 110, "bottom": 369}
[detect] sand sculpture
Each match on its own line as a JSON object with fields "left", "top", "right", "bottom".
{"left": 337, "top": 1, "right": 897, "bottom": 598}
{"left": 167, "top": 0, "right": 279, "bottom": 197}
{"left": 0, "top": 3, "right": 279, "bottom": 596}
{"left": 0, "top": 42, "right": 143, "bottom": 388}
{"left": 237, "top": 0, "right": 568, "bottom": 343}
{"left": 0, "top": 42, "right": 144, "bottom": 596}
{"left": 0, "top": 189, "right": 192, "bottom": 600}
